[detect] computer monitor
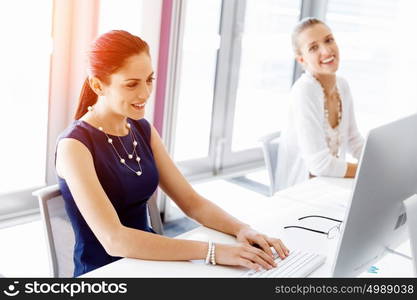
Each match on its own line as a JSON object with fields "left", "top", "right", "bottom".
{"left": 332, "top": 113, "right": 417, "bottom": 277}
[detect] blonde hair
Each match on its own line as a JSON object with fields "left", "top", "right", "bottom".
{"left": 291, "top": 17, "right": 328, "bottom": 55}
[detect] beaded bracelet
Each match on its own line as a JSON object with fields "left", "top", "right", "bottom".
{"left": 210, "top": 242, "right": 216, "bottom": 265}
{"left": 205, "top": 241, "right": 216, "bottom": 265}
{"left": 205, "top": 241, "right": 213, "bottom": 265}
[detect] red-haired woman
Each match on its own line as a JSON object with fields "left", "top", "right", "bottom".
{"left": 55, "top": 30, "right": 289, "bottom": 277}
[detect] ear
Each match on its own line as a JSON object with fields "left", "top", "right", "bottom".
{"left": 88, "top": 76, "right": 104, "bottom": 96}
{"left": 295, "top": 54, "right": 304, "bottom": 66}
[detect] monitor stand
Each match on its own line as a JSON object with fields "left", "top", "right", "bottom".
{"left": 404, "top": 194, "right": 417, "bottom": 277}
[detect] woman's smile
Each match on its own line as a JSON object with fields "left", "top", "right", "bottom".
{"left": 321, "top": 55, "right": 336, "bottom": 65}
{"left": 131, "top": 102, "right": 146, "bottom": 111}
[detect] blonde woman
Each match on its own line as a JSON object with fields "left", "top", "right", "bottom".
{"left": 276, "top": 18, "right": 364, "bottom": 190}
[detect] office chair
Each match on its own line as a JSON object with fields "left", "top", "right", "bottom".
{"left": 33, "top": 185, "right": 74, "bottom": 278}
{"left": 258, "top": 131, "right": 281, "bottom": 196}
{"left": 33, "top": 184, "right": 164, "bottom": 277}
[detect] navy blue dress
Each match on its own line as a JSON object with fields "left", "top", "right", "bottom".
{"left": 56, "top": 118, "right": 159, "bottom": 277}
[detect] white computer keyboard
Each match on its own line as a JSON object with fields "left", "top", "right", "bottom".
{"left": 242, "top": 250, "right": 326, "bottom": 278}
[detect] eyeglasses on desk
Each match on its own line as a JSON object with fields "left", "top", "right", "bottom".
{"left": 284, "top": 215, "right": 343, "bottom": 239}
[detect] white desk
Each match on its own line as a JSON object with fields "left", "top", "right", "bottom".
{"left": 82, "top": 177, "right": 414, "bottom": 278}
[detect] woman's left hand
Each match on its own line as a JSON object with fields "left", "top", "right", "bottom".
{"left": 236, "top": 226, "right": 290, "bottom": 260}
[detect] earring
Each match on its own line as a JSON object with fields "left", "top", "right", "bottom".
{"left": 95, "top": 87, "right": 103, "bottom": 96}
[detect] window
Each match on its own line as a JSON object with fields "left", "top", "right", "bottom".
{"left": 0, "top": 0, "right": 53, "bottom": 195}
{"left": 173, "top": 0, "right": 222, "bottom": 162}
{"left": 98, "top": 0, "right": 143, "bottom": 35}
{"left": 171, "top": 0, "right": 301, "bottom": 178}
{"left": 232, "top": 0, "right": 301, "bottom": 152}
{"left": 326, "top": 0, "right": 417, "bottom": 134}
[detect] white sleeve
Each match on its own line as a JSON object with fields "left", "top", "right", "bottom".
{"left": 342, "top": 80, "right": 364, "bottom": 159}
{"left": 293, "top": 84, "right": 348, "bottom": 177}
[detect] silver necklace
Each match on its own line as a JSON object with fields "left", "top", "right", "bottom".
{"left": 88, "top": 105, "right": 143, "bottom": 176}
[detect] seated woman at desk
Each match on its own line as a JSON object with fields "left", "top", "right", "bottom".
{"left": 55, "top": 30, "right": 289, "bottom": 277}
{"left": 276, "top": 18, "right": 364, "bottom": 190}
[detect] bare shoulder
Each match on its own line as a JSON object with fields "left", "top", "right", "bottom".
{"left": 56, "top": 138, "right": 94, "bottom": 178}
{"left": 149, "top": 124, "right": 163, "bottom": 148}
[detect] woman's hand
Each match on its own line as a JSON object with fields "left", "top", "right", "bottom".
{"left": 235, "top": 226, "right": 290, "bottom": 260}
{"left": 215, "top": 243, "right": 277, "bottom": 271}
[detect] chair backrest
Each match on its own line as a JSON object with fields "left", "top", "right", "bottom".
{"left": 33, "top": 184, "right": 164, "bottom": 277}
{"left": 259, "top": 132, "right": 281, "bottom": 196}
{"left": 33, "top": 184, "right": 74, "bottom": 278}
{"left": 147, "top": 189, "right": 164, "bottom": 235}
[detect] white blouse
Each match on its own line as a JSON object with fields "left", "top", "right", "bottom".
{"left": 275, "top": 71, "right": 364, "bottom": 190}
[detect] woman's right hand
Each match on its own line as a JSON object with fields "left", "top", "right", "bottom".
{"left": 215, "top": 243, "right": 277, "bottom": 271}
